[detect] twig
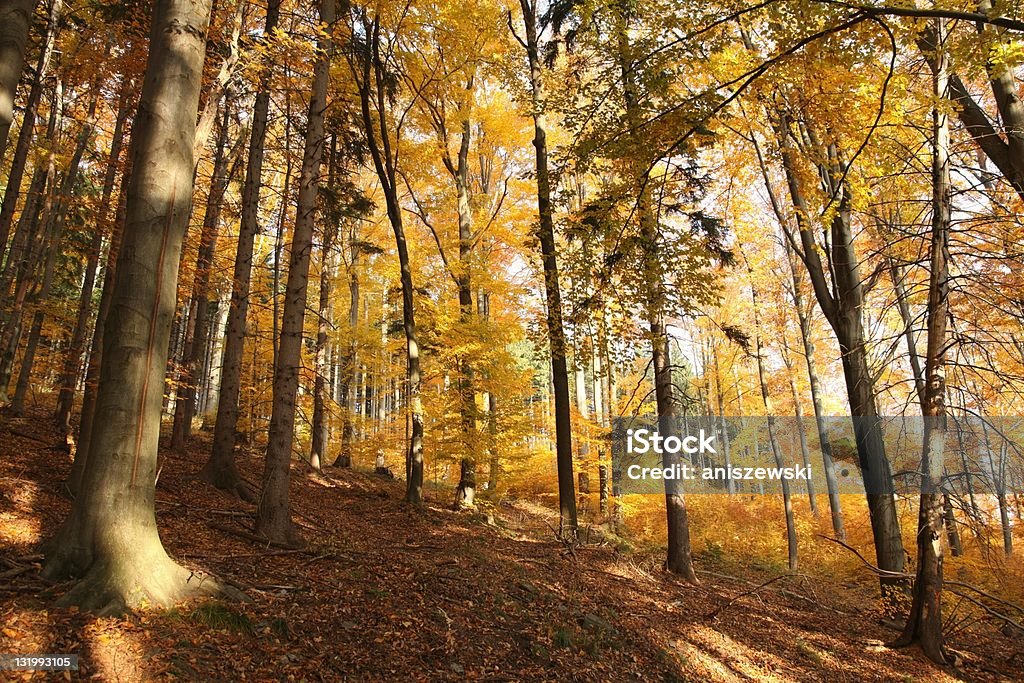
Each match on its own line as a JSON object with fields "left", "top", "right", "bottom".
{"left": 4, "top": 429, "right": 52, "bottom": 445}
{"left": 0, "top": 565, "right": 34, "bottom": 580}
{"left": 946, "top": 588, "right": 1024, "bottom": 634}
{"left": 704, "top": 573, "right": 804, "bottom": 620}
{"left": 817, "top": 535, "right": 913, "bottom": 578}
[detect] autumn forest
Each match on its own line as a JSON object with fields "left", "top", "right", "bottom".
{"left": 1, "top": 0, "right": 1024, "bottom": 680}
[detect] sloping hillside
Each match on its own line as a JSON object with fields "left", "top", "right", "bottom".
{"left": 0, "top": 407, "right": 1019, "bottom": 682}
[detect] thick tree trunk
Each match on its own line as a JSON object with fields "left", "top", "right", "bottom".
{"left": 896, "top": 22, "right": 951, "bottom": 663}
{"left": 204, "top": 0, "right": 281, "bottom": 499}
{"left": 255, "top": 0, "right": 333, "bottom": 547}
{"left": 519, "top": 0, "right": 576, "bottom": 537}
{"left": 0, "top": 0, "right": 37, "bottom": 158}
{"left": 41, "top": 0, "right": 222, "bottom": 613}
{"left": 69, "top": 143, "right": 131, "bottom": 497}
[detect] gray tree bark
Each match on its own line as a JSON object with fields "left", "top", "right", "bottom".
{"left": 41, "top": 0, "right": 224, "bottom": 613}
{"left": 204, "top": 0, "right": 281, "bottom": 499}
{"left": 0, "top": 0, "right": 37, "bottom": 157}
{"left": 896, "top": 20, "right": 952, "bottom": 663}
{"left": 519, "top": 0, "right": 577, "bottom": 537}
{"left": 255, "top": 0, "right": 334, "bottom": 547}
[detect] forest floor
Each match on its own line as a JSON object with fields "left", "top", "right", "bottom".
{"left": 1, "top": 403, "right": 1021, "bottom": 682}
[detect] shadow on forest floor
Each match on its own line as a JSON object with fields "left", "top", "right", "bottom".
{"left": 1, "top": 400, "right": 1020, "bottom": 681}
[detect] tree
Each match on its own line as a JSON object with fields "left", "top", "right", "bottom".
{"left": 204, "top": 0, "right": 282, "bottom": 500}
{"left": 515, "top": 0, "right": 577, "bottom": 539}
{"left": 171, "top": 101, "right": 238, "bottom": 452}
{"left": 41, "top": 0, "right": 224, "bottom": 612}
{"left": 255, "top": 0, "right": 334, "bottom": 547}
{"left": 772, "top": 109, "right": 906, "bottom": 600}
{"left": 895, "top": 16, "right": 952, "bottom": 664}
{"left": 0, "top": 0, "right": 38, "bottom": 157}
{"left": 345, "top": 4, "right": 426, "bottom": 504}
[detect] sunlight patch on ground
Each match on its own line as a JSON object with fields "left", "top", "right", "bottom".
{"left": 0, "top": 481, "right": 40, "bottom": 546}
{"left": 0, "top": 607, "right": 59, "bottom": 681}
{"left": 678, "top": 624, "right": 795, "bottom": 682}
{"left": 84, "top": 618, "right": 150, "bottom": 683}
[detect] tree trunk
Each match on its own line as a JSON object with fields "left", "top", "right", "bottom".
{"left": 780, "top": 337, "right": 816, "bottom": 513}
{"left": 712, "top": 342, "right": 735, "bottom": 495}
{"left": 310, "top": 137, "right": 339, "bottom": 471}
{"left": 0, "top": 80, "right": 60, "bottom": 402}
{"left": 11, "top": 89, "right": 95, "bottom": 414}
{"left": 0, "top": 0, "right": 37, "bottom": 158}
{"left": 69, "top": 138, "right": 131, "bottom": 497}
{"left": 332, "top": 239, "right": 358, "bottom": 468}
{"left": 453, "top": 115, "right": 477, "bottom": 509}
{"left": 774, "top": 112, "right": 902, "bottom": 594}
{"left": 896, "top": 21, "right": 951, "bottom": 662}
{"left": 204, "top": 0, "right": 281, "bottom": 500}
{"left": 519, "top": 0, "right": 576, "bottom": 537}
{"left": 750, "top": 274, "right": 798, "bottom": 571}
{"left": 352, "top": 12, "right": 424, "bottom": 504}
{"left": 171, "top": 102, "right": 234, "bottom": 451}
{"left": 614, "top": 7, "right": 694, "bottom": 578}
{"left": 255, "top": 0, "right": 333, "bottom": 547}
{"left": 54, "top": 80, "right": 131, "bottom": 432}
{"left": 41, "top": 0, "right": 222, "bottom": 613}
{"left": 0, "top": 0, "right": 58, "bottom": 265}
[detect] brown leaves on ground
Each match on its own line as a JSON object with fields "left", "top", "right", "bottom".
{"left": 1, "top": 406, "right": 1021, "bottom": 681}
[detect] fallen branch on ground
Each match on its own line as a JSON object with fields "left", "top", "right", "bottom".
{"left": 704, "top": 573, "right": 811, "bottom": 620}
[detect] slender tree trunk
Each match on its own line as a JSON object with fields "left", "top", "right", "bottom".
{"left": 614, "top": 8, "right": 695, "bottom": 577}
{"left": 452, "top": 113, "right": 477, "bottom": 509}
{"left": 41, "top": 0, "right": 222, "bottom": 613}
{"left": 204, "top": 0, "right": 281, "bottom": 499}
{"left": 0, "top": 80, "right": 61, "bottom": 402}
{"left": 896, "top": 20, "right": 951, "bottom": 662}
{"left": 711, "top": 342, "right": 735, "bottom": 495}
{"left": 780, "top": 338, "right": 817, "bottom": 512}
{"left": 171, "top": 102, "right": 234, "bottom": 451}
{"left": 11, "top": 88, "right": 96, "bottom": 414}
{"left": 255, "top": 0, "right": 333, "bottom": 547}
{"left": 54, "top": 80, "right": 131, "bottom": 432}
{"left": 774, "top": 113, "right": 902, "bottom": 594}
{"left": 332, "top": 240, "right": 358, "bottom": 467}
{"left": 0, "top": 0, "right": 59, "bottom": 265}
{"left": 749, "top": 271, "right": 798, "bottom": 570}
{"left": 310, "top": 137, "right": 339, "bottom": 471}
{"left": 352, "top": 13, "right": 424, "bottom": 504}
{"left": 519, "top": 0, "right": 576, "bottom": 537}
